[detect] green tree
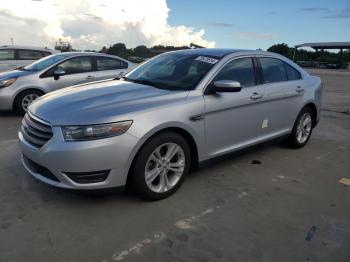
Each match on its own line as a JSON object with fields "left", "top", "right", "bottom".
{"left": 55, "top": 39, "right": 73, "bottom": 52}
{"left": 267, "top": 43, "right": 291, "bottom": 58}
{"left": 134, "top": 45, "right": 150, "bottom": 57}
{"left": 100, "top": 46, "right": 107, "bottom": 53}
{"left": 107, "top": 43, "right": 127, "bottom": 56}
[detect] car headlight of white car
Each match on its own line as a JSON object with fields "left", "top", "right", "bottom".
{"left": 0, "top": 77, "right": 17, "bottom": 88}
{"left": 61, "top": 120, "right": 133, "bottom": 141}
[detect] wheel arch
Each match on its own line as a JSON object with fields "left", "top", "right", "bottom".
{"left": 125, "top": 125, "right": 200, "bottom": 186}
{"left": 13, "top": 87, "right": 46, "bottom": 110}
{"left": 303, "top": 102, "right": 318, "bottom": 127}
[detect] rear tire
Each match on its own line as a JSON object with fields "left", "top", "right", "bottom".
{"left": 288, "top": 107, "right": 314, "bottom": 148}
{"left": 14, "top": 90, "right": 43, "bottom": 116}
{"left": 130, "top": 131, "right": 191, "bottom": 200}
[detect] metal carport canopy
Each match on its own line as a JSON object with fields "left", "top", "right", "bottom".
{"left": 295, "top": 42, "right": 350, "bottom": 50}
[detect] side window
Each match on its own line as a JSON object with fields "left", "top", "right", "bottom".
{"left": 284, "top": 62, "right": 301, "bottom": 81}
{"left": 57, "top": 56, "right": 92, "bottom": 75}
{"left": 213, "top": 57, "right": 256, "bottom": 87}
{"left": 41, "top": 51, "right": 52, "bottom": 57}
{"left": 18, "top": 50, "right": 44, "bottom": 60}
{"left": 0, "top": 49, "right": 14, "bottom": 60}
{"left": 259, "top": 57, "right": 287, "bottom": 83}
{"left": 96, "top": 57, "right": 128, "bottom": 71}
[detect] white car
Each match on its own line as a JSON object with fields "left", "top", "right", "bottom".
{"left": 0, "top": 45, "right": 59, "bottom": 72}
{"left": 0, "top": 52, "right": 135, "bottom": 114}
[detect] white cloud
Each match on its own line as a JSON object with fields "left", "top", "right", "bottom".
{"left": 0, "top": 0, "right": 215, "bottom": 49}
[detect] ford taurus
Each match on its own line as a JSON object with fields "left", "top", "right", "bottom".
{"left": 18, "top": 48, "right": 322, "bottom": 200}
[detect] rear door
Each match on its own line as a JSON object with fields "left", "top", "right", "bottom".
{"left": 41, "top": 56, "right": 96, "bottom": 92}
{"left": 94, "top": 56, "right": 129, "bottom": 80}
{"left": 16, "top": 49, "right": 46, "bottom": 68}
{"left": 257, "top": 57, "right": 304, "bottom": 134}
{"left": 0, "top": 49, "right": 16, "bottom": 72}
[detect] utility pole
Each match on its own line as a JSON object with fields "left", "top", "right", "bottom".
{"left": 293, "top": 47, "right": 297, "bottom": 61}
{"left": 10, "top": 37, "right": 14, "bottom": 46}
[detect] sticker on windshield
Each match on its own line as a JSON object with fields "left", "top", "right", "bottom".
{"left": 195, "top": 56, "right": 219, "bottom": 64}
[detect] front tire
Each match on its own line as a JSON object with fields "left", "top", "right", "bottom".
{"left": 130, "top": 131, "right": 191, "bottom": 200}
{"left": 288, "top": 107, "right": 314, "bottom": 148}
{"left": 14, "top": 90, "right": 43, "bottom": 116}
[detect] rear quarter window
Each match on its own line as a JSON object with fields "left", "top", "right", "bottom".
{"left": 284, "top": 62, "right": 301, "bottom": 80}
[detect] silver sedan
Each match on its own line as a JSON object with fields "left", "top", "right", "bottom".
{"left": 18, "top": 48, "right": 322, "bottom": 200}
{"left": 0, "top": 52, "right": 133, "bottom": 115}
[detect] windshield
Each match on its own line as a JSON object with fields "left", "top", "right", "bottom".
{"left": 23, "top": 54, "right": 67, "bottom": 71}
{"left": 124, "top": 52, "right": 220, "bottom": 91}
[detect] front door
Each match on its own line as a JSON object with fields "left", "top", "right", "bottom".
{"left": 42, "top": 56, "right": 96, "bottom": 92}
{"left": 204, "top": 57, "right": 268, "bottom": 158}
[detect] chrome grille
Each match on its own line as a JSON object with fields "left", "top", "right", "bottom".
{"left": 21, "top": 113, "right": 53, "bottom": 148}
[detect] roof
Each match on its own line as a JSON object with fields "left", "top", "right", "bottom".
{"left": 57, "top": 51, "right": 125, "bottom": 57}
{"left": 0, "top": 45, "right": 57, "bottom": 51}
{"left": 295, "top": 42, "right": 350, "bottom": 50}
{"left": 171, "top": 48, "right": 246, "bottom": 58}
{"left": 57, "top": 51, "right": 98, "bottom": 56}
{"left": 51, "top": 52, "right": 132, "bottom": 62}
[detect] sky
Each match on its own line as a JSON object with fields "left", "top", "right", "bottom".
{"left": 167, "top": 0, "right": 350, "bottom": 49}
{"left": 0, "top": 0, "right": 349, "bottom": 50}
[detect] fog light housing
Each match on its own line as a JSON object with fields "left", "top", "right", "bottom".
{"left": 64, "top": 170, "right": 110, "bottom": 184}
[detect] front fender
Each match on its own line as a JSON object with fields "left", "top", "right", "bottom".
{"left": 13, "top": 85, "right": 47, "bottom": 98}
{"left": 121, "top": 121, "right": 204, "bottom": 185}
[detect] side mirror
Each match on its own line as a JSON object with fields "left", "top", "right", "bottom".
{"left": 53, "top": 68, "right": 66, "bottom": 80}
{"left": 114, "top": 71, "right": 125, "bottom": 80}
{"left": 213, "top": 80, "right": 242, "bottom": 93}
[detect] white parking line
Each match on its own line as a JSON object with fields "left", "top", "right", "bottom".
{"left": 102, "top": 232, "right": 165, "bottom": 262}
{"left": 103, "top": 206, "right": 220, "bottom": 261}
{"left": 175, "top": 207, "right": 216, "bottom": 229}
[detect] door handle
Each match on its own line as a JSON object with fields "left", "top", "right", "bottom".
{"left": 296, "top": 86, "right": 304, "bottom": 93}
{"left": 250, "top": 92, "right": 263, "bottom": 100}
{"left": 86, "top": 75, "right": 95, "bottom": 80}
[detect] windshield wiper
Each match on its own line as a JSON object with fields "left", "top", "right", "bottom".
{"left": 120, "top": 77, "right": 165, "bottom": 89}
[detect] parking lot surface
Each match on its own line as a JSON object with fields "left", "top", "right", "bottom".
{"left": 0, "top": 69, "right": 349, "bottom": 262}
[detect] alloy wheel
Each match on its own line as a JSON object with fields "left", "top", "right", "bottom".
{"left": 144, "top": 142, "right": 185, "bottom": 193}
{"left": 21, "top": 94, "right": 40, "bottom": 112}
{"left": 296, "top": 112, "right": 312, "bottom": 144}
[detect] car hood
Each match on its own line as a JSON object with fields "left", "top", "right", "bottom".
{"left": 0, "top": 69, "right": 33, "bottom": 80}
{"left": 29, "top": 80, "right": 189, "bottom": 125}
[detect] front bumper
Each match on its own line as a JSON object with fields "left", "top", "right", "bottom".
{"left": 0, "top": 87, "right": 15, "bottom": 110}
{"left": 18, "top": 127, "right": 139, "bottom": 190}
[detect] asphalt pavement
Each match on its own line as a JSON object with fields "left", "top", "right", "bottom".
{"left": 0, "top": 69, "right": 349, "bottom": 262}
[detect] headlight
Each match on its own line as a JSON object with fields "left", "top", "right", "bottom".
{"left": 0, "top": 77, "right": 17, "bottom": 88}
{"left": 61, "top": 120, "right": 133, "bottom": 141}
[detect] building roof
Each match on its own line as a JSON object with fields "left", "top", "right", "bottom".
{"left": 295, "top": 42, "right": 350, "bottom": 50}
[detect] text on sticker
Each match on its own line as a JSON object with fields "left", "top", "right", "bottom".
{"left": 195, "top": 56, "right": 219, "bottom": 64}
